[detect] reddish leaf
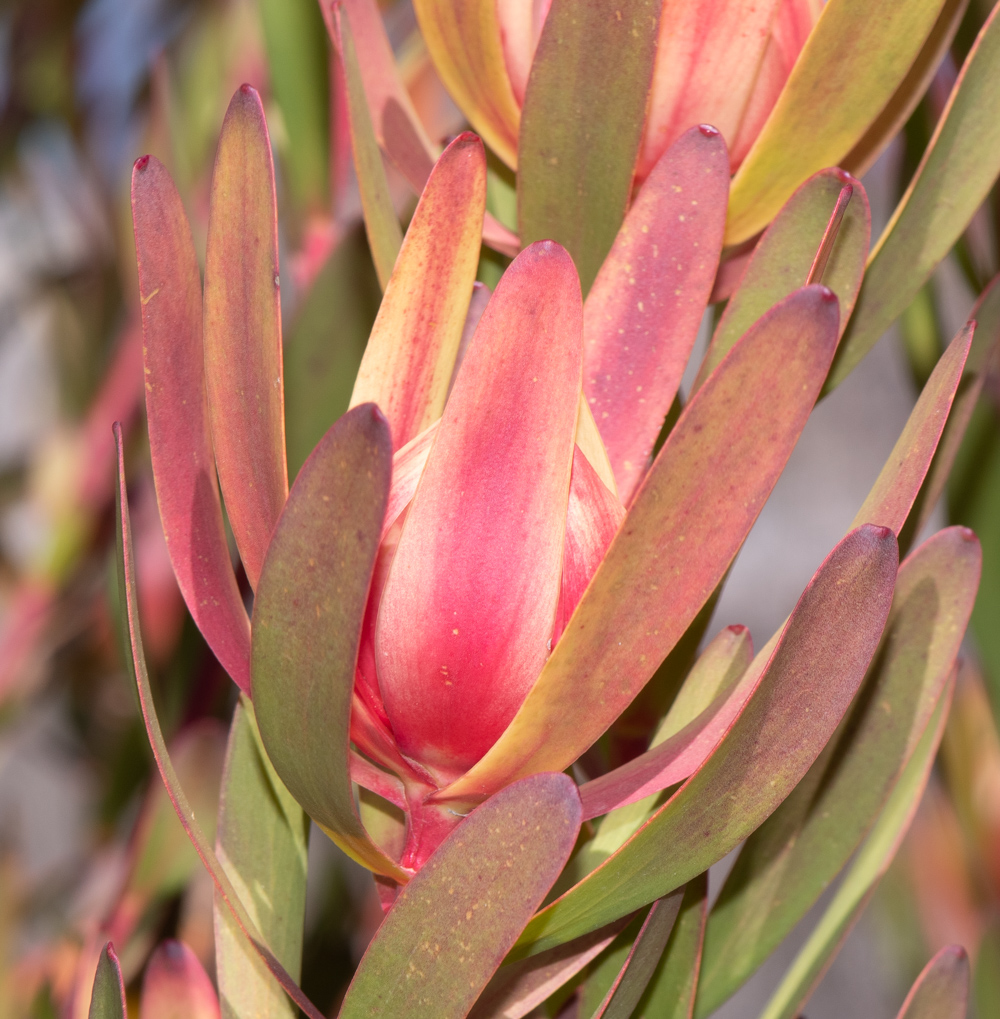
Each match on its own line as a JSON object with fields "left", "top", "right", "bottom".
{"left": 141, "top": 940, "right": 220, "bottom": 1019}
{"left": 896, "top": 946, "right": 969, "bottom": 1019}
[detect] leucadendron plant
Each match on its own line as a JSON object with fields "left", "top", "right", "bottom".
{"left": 95, "top": 0, "right": 1000, "bottom": 1014}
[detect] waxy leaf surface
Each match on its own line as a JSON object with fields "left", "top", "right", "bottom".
{"left": 831, "top": 3, "right": 1000, "bottom": 389}
{"left": 142, "top": 940, "right": 220, "bottom": 1019}
{"left": 896, "top": 946, "right": 970, "bottom": 1019}
{"left": 89, "top": 944, "right": 126, "bottom": 1019}
{"left": 442, "top": 286, "right": 839, "bottom": 802}
{"left": 514, "top": 524, "right": 898, "bottom": 957}
{"left": 251, "top": 404, "right": 405, "bottom": 879}
{"left": 696, "top": 526, "right": 980, "bottom": 1015}
{"left": 131, "top": 155, "right": 250, "bottom": 691}
{"left": 518, "top": 0, "right": 661, "bottom": 295}
{"left": 350, "top": 133, "right": 486, "bottom": 451}
{"left": 727, "top": 0, "right": 948, "bottom": 244}
{"left": 339, "top": 774, "right": 582, "bottom": 1019}
{"left": 203, "top": 85, "right": 287, "bottom": 589}
{"left": 584, "top": 125, "right": 729, "bottom": 502}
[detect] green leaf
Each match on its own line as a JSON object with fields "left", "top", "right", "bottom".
{"left": 251, "top": 403, "right": 406, "bottom": 879}
{"left": 338, "top": 773, "right": 582, "bottom": 1019}
{"left": 578, "top": 915, "right": 647, "bottom": 1019}
{"left": 758, "top": 678, "right": 952, "bottom": 1019}
{"left": 214, "top": 698, "right": 309, "bottom": 1019}
{"left": 518, "top": 0, "right": 661, "bottom": 296}
{"left": 513, "top": 524, "right": 898, "bottom": 958}
{"left": 829, "top": 2, "right": 1000, "bottom": 389}
{"left": 696, "top": 525, "right": 980, "bottom": 1015}
{"left": 974, "top": 920, "right": 1000, "bottom": 1019}
{"left": 895, "top": 946, "right": 970, "bottom": 1019}
{"left": 634, "top": 874, "right": 708, "bottom": 1019}
{"left": 726, "top": 0, "right": 950, "bottom": 245}
{"left": 88, "top": 944, "right": 126, "bottom": 1019}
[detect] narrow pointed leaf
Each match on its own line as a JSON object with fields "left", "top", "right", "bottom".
{"left": 697, "top": 169, "right": 869, "bottom": 389}
{"left": 412, "top": 0, "right": 520, "bottom": 167}
{"left": 334, "top": 7, "right": 403, "bottom": 290}
{"left": 518, "top": 0, "right": 661, "bottom": 295}
{"left": 896, "top": 947, "right": 970, "bottom": 1019}
{"left": 142, "top": 940, "right": 220, "bottom": 1019}
{"left": 583, "top": 125, "right": 729, "bottom": 502}
{"left": 376, "top": 242, "right": 581, "bottom": 778}
{"left": 350, "top": 133, "right": 486, "bottom": 451}
{"left": 513, "top": 524, "right": 898, "bottom": 957}
{"left": 214, "top": 700, "right": 308, "bottom": 1019}
{"left": 726, "top": 0, "right": 950, "bottom": 244}
{"left": 89, "top": 944, "right": 126, "bottom": 1019}
{"left": 113, "top": 423, "right": 326, "bottom": 1019}
{"left": 131, "top": 155, "right": 250, "bottom": 691}
{"left": 830, "top": 3, "right": 1000, "bottom": 389}
{"left": 251, "top": 404, "right": 406, "bottom": 879}
{"left": 634, "top": 875, "right": 708, "bottom": 1019}
{"left": 204, "top": 85, "right": 288, "bottom": 590}
{"left": 758, "top": 679, "right": 952, "bottom": 1019}
{"left": 338, "top": 773, "right": 582, "bottom": 1019}
{"left": 441, "top": 285, "right": 839, "bottom": 802}
{"left": 696, "top": 526, "right": 980, "bottom": 1015}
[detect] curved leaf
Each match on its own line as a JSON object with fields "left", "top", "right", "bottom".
{"left": 896, "top": 946, "right": 970, "bottom": 1019}
{"left": 89, "top": 944, "right": 126, "bottom": 1019}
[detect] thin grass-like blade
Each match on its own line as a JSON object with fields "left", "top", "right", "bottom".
{"left": 89, "top": 944, "right": 126, "bottom": 1019}
{"left": 141, "top": 941, "right": 220, "bottom": 1019}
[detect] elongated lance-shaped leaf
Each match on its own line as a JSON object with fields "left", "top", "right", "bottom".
{"left": 695, "top": 525, "right": 980, "bottom": 1016}
{"left": 726, "top": 0, "right": 950, "bottom": 245}
{"left": 338, "top": 773, "right": 582, "bottom": 1019}
{"left": 513, "top": 524, "right": 898, "bottom": 958}
{"left": 131, "top": 155, "right": 250, "bottom": 692}
{"left": 518, "top": 0, "right": 661, "bottom": 296}
{"left": 759, "top": 676, "right": 953, "bottom": 1019}
{"left": 468, "top": 919, "right": 633, "bottom": 1019}
{"left": 634, "top": 875, "right": 708, "bottom": 1019}
{"left": 593, "top": 893, "right": 684, "bottom": 1019}
{"left": 333, "top": 6, "right": 403, "bottom": 290}
{"left": 203, "top": 85, "right": 288, "bottom": 591}
{"left": 142, "top": 940, "right": 220, "bottom": 1019}
{"left": 829, "top": 3, "right": 1000, "bottom": 390}
{"left": 697, "top": 169, "right": 869, "bottom": 390}
{"left": 251, "top": 404, "right": 406, "bottom": 880}
{"left": 583, "top": 124, "right": 729, "bottom": 503}
{"left": 851, "top": 324, "right": 974, "bottom": 536}
{"left": 112, "top": 424, "right": 325, "bottom": 1019}
{"left": 89, "top": 944, "right": 126, "bottom": 1019}
{"left": 412, "top": 0, "right": 519, "bottom": 167}
{"left": 214, "top": 699, "right": 308, "bottom": 1019}
{"left": 896, "top": 947, "right": 970, "bottom": 1019}
{"left": 439, "top": 285, "right": 840, "bottom": 803}
{"left": 350, "top": 133, "right": 486, "bottom": 452}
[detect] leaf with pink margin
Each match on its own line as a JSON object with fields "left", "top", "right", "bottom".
{"left": 514, "top": 524, "right": 898, "bottom": 957}
{"left": 141, "top": 941, "right": 220, "bottom": 1019}
{"left": 113, "top": 422, "right": 326, "bottom": 1019}
{"left": 250, "top": 404, "right": 408, "bottom": 880}
{"left": 338, "top": 773, "right": 582, "bottom": 1019}
{"left": 583, "top": 125, "right": 729, "bottom": 503}
{"left": 350, "top": 133, "right": 486, "bottom": 452}
{"left": 440, "top": 285, "right": 840, "bottom": 803}
{"left": 376, "top": 242, "right": 581, "bottom": 780}
{"left": 895, "top": 946, "right": 969, "bottom": 1019}
{"left": 89, "top": 944, "right": 126, "bottom": 1019}
{"left": 131, "top": 155, "right": 250, "bottom": 692}
{"left": 203, "top": 85, "right": 288, "bottom": 590}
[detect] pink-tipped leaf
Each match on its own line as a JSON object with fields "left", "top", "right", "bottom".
{"left": 896, "top": 946, "right": 970, "bottom": 1019}
{"left": 89, "top": 944, "right": 126, "bottom": 1019}
{"left": 142, "top": 940, "right": 220, "bottom": 1019}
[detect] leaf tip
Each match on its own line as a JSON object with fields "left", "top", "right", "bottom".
{"left": 698, "top": 124, "right": 720, "bottom": 138}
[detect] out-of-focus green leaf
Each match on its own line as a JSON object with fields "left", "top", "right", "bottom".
{"left": 513, "top": 525, "right": 898, "bottom": 957}
{"left": 258, "top": 0, "right": 328, "bottom": 210}
{"left": 895, "top": 946, "right": 970, "bottom": 1019}
{"left": 214, "top": 699, "right": 309, "bottom": 1019}
{"left": 635, "top": 875, "right": 708, "bottom": 1019}
{"left": 726, "top": 0, "right": 949, "bottom": 244}
{"left": 696, "top": 526, "right": 980, "bottom": 1016}
{"left": 697, "top": 169, "right": 869, "bottom": 389}
{"left": 251, "top": 404, "right": 405, "bottom": 880}
{"left": 758, "top": 680, "right": 952, "bottom": 1019}
{"left": 518, "top": 0, "right": 661, "bottom": 295}
{"left": 339, "top": 774, "right": 582, "bottom": 1019}
{"left": 284, "top": 227, "right": 380, "bottom": 477}
{"left": 89, "top": 945, "right": 126, "bottom": 1019}
{"left": 141, "top": 940, "right": 220, "bottom": 1019}
{"left": 830, "top": 2, "right": 1000, "bottom": 389}
{"left": 974, "top": 921, "right": 1000, "bottom": 1019}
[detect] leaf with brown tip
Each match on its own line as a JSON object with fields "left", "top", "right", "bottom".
{"left": 131, "top": 155, "right": 250, "bottom": 691}
{"left": 204, "top": 85, "right": 288, "bottom": 590}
